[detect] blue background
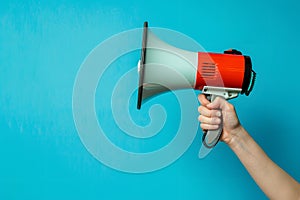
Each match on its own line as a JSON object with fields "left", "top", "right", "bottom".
{"left": 1, "top": 0, "right": 300, "bottom": 199}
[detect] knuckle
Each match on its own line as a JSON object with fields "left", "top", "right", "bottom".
{"left": 198, "top": 106, "right": 202, "bottom": 113}
{"left": 214, "top": 96, "right": 223, "bottom": 102}
{"left": 210, "top": 117, "right": 220, "bottom": 124}
{"left": 215, "top": 96, "right": 221, "bottom": 101}
{"left": 213, "top": 110, "right": 220, "bottom": 117}
{"left": 198, "top": 115, "right": 204, "bottom": 122}
{"left": 227, "top": 103, "right": 234, "bottom": 110}
{"left": 198, "top": 115, "right": 202, "bottom": 122}
{"left": 210, "top": 117, "right": 216, "bottom": 124}
{"left": 214, "top": 117, "right": 221, "bottom": 124}
{"left": 207, "top": 110, "right": 212, "bottom": 117}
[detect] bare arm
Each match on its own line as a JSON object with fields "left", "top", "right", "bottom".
{"left": 229, "top": 126, "right": 300, "bottom": 200}
{"left": 198, "top": 94, "right": 300, "bottom": 200}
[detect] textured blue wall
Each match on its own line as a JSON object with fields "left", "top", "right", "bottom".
{"left": 1, "top": 0, "right": 300, "bottom": 199}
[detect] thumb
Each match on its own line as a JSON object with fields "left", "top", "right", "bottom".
{"left": 207, "top": 96, "right": 227, "bottom": 110}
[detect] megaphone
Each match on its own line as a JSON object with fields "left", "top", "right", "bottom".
{"left": 137, "top": 22, "right": 256, "bottom": 158}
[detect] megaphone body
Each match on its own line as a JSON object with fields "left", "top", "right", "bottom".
{"left": 137, "top": 22, "right": 256, "bottom": 158}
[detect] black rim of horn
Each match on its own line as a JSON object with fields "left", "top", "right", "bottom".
{"left": 137, "top": 21, "right": 148, "bottom": 109}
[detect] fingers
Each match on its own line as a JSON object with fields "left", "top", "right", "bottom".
{"left": 198, "top": 115, "right": 221, "bottom": 125}
{"left": 200, "top": 123, "right": 220, "bottom": 130}
{"left": 198, "top": 94, "right": 228, "bottom": 111}
{"left": 198, "top": 94, "right": 210, "bottom": 106}
{"left": 198, "top": 105, "right": 221, "bottom": 118}
{"left": 198, "top": 105, "right": 222, "bottom": 131}
{"left": 198, "top": 94, "right": 223, "bottom": 131}
{"left": 207, "top": 96, "right": 227, "bottom": 110}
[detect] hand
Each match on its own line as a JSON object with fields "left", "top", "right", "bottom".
{"left": 197, "top": 94, "right": 242, "bottom": 145}
{"left": 198, "top": 95, "right": 300, "bottom": 200}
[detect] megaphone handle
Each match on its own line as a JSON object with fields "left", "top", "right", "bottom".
{"left": 202, "top": 94, "right": 223, "bottom": 148}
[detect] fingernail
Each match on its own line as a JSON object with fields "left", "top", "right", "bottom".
{"left": 216, "top": 111, "right": 221, "bottom": 117}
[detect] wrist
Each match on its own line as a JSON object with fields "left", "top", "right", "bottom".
{"left": 226, "top": 125, "right": 249, "bottom": 150}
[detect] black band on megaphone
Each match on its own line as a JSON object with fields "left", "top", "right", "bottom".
{"left": 241, "top": 55, "right": 255, "bottom": 96}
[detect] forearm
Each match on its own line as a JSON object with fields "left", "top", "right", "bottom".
{"left": 228, "top": 127, "right": 300, "bottom": 200}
